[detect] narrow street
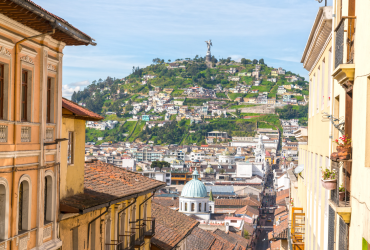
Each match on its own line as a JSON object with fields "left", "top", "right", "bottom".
{"left": 254, "top": 172, "right": 275, "bottom": 250}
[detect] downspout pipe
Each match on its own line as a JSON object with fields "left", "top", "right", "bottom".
{"left": 87, "top": 206, "right": 109, "bottom": 250}
{"left": 10, "top": 28, "right": 55, "bottom": 250}
{"left": 116, "top": 197, "right": 138, "bottom": 245}
{"left": 138, "top": 191, "right": 155, "bottom": 223}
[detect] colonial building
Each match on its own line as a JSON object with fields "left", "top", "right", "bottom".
{"left": 58, "top": 100, "right": 166, "bottom": 250}
{"left": 0, "top": 1, "right": 94, "bottom": 249}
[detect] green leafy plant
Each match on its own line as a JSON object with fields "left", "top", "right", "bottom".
{"left": 321, "top": 167, "right": 336, "bottom": 180}
{"left": 243, "top": 230, "right": 250, "bottom": 239}
{"left": 339, "top": 184, "right": 345, "bottom": 192}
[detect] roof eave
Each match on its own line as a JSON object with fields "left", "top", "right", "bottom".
{"left": 301, "top": 6, "right": 333, "bottom": 68}
{"left": 9, "top": 0, "right": 96, "bottom": 46}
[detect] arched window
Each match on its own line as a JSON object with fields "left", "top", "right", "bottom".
{"left": 44, "top": 174, "right": 53, "bottom": 223}
{"left": 180, "top": 202, "right": 182, "bottom": 211}
{"left": 204, "top": 203, "right": 206, "bottom": 212}
{"left": 185, "top": 203, "right": 188, "bottom": 211}
{"left": 18, "top": 177, "right": 31, "bottom": 232}
{"left": 191, "top": 203, "right": 195, "bottom": 212}
{"left": 0, "top": 178, "right": 9, "bottom": 240}
{"left": 198, "top": 203, "right": 201, "bottom": 212}
{"left": 209, "top": 206, "right": 212, "bottom": 212}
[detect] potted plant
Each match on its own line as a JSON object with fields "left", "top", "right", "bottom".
{"left": 339, "top": 184, "right": 345, "bottom": 201}
{"left": 321, "top": 168, "right": 337, "bottom": 190}
{"left": 290, "top": 198, "right": 294, "bottom": 207}
{"left": 331, "top": 135, "right": 352, "bottom": 161}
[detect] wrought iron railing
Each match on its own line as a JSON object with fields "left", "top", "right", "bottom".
{"left": 330, "top": 161, "right": 350, "bottom": 207}
{"left": 334, "top": 17, "right": 356, "bottom": 69}
{"left": 133, "top": 224, "right": 145, "bottom": 247}
{"left": 144, "top": 218, "right": 155, "bottom": 237}
{"left": 106, "top": 232, "right": 135, "bottom": 250}
{"left": 338, "top": 216, "right": 348, "bottom": 250}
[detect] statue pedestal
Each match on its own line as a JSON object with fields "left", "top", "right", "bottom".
{"left": 205, "top": 53, "right": 212, "bottom": 62}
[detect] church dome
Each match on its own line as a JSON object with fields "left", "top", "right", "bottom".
{"left": 181, "top": 169, "right": 207, "bottom": 198}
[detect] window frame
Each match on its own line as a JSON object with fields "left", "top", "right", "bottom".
{"left": 0, "top": 64, "right": 4, "bottom": 119}
{"left": 21, "top": 70, "right": 28, "bottom": 121}
{"left": 46, "top": 77, "right": 52, "bottom": 123}
{"left": 68, "top": 132, "right": 74, "bottom": 165}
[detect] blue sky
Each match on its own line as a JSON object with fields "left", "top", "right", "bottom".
{"left": 33, "top": 0, "right": 330, "bottom": 98}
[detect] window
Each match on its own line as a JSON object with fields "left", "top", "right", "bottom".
{"left": 0, "top": 179, "right": 9, "bottom": 241}
{"left": 91, "top": 220, "right": 96, "bottom": 250}
{"left": 204, "top": 203, "right": 206, "bottom": 211}
{"left": 191, "top": 203, "right": 195, "bottom": 212}
{"left": 46, "top": 78, "right": 52, "bottom": 123}
{"left": 328, "top": 49, "right": 332, "bottom": 107}
{"left": 68, "top": 132, "right": 74, "bottom": 164}
{"left": 180, "top": 202, "right": 182, "bottom": 211}
{"left": 231, "top": 220, "right": 237, "bottom": 223}
{"left": 198, "top": 203, "right": 201, "bottom": 212}
{"left": 316, "top": 68, "right": 320, "bottom": 113}
{"left": 321, "top": 59, "right": 325, "bottom": 110}
{"left": 0, "top": 64, "right": 3, "bottom": 119}
{"left": 44, "top": 175, "right": 53, "bottom": 223}
{"left": 18, "top": 180, "right": 30, "bottom": 232}
{"left": 185, "top": 203, "right": 188, "bottom": 211}
{"left": 21, "top": 71, "right": 28, "bottom": 121}
{"left": 72, "top": 227, "right": 78, "bottom": 250}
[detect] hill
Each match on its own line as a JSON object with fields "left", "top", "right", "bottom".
{"left": 71, "top": 56, "right": 309, "bottom": 144}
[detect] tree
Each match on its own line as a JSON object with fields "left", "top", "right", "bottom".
{"left": 259, "top": 58, "right": 265, "bottom": 65}
{"left": 241, "top": 58, "right": 247, "bottom": 65}
{"left": 151, "top": 161, "right": 170, "bottom": 170}
{"left": 253, "top": 59, "right": 258, "bottom": 64}
{"left": 219, "top": 169, "right": 225, "bottom": 174}
{"left": 236, "top": 109, "right": 241, "bottom": 118}
{"left": 168, "top": 59, "right": 171, "bottom": 63}
{"left": 243, "top": 230, "right": 250, "bottom": 239}
{"left": 226, "top": 57, "right": 231, "bottom": 64}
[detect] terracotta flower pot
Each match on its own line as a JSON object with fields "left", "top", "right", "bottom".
{"left": 339, "top": 192, "right": 345, "bottom": 201}
{"left": 321, "top": 179, "right": 337, "bottom": 190}
{"left": 336, "top": 145, "right": 352, "bottom": 160}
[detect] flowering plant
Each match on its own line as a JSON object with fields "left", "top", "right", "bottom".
{"left": 333, "top": 135, "right": 351, "bottom": 147}
{"left": 290, "top": 198, "right": 294, "bottom": 206}
{"left": 321, "top": 168, "right": 336, "bottom": 180}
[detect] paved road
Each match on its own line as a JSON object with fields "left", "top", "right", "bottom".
{"left": 254, "top": 172, "right": 275, "bottom": 250}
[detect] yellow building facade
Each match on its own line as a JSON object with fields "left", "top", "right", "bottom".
{"left": 293, "top": 0, "right": 370, "bottom": 248}
{"left": 0, "top": 1, "right": 95, "bottom": 249}
{"left": 59, "top": 99, "right": 165, "bottom": 250}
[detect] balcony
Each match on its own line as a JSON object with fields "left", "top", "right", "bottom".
{"left": 328, "top": 160, "right": 351, "bottom": 223}
{"left": 105, "top": 232, "right": 135, "bottom": 250}
{"left": 143, "top": 217, "right": 155, "bottom": 237}
{"left": 290, "top": 207, "right": 305, "bottom": 250}
{"left": 132, "top": 224, "right": 145, "bottom": 248}
{"left": 332, "top": 17, "right": 356, "bottom": 90}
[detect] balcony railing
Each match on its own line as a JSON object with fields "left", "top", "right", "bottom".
{"left": 290, "top": 207, "right": 305, "bottom": 250}
{"left": 335, "top": 17, "right": 356, "bottom": 69}
{"left": 132, "top": 224, "right": 145, "bottom": 247}
{"left": 106, "top": 232, "right": 135, "bottom": 250}
{"left": 330, "top": 161, "right": 350, "bottom": 207}
{"left": 143, "top": 218, "right": 155, "bottom": 237}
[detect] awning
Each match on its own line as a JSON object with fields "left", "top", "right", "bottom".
{"left": 294, "top": 165, "right": 304, "bottom": 174}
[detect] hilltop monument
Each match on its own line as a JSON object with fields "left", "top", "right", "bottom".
{"left": 205, "top": 39, "right": 212, "bottom": 62}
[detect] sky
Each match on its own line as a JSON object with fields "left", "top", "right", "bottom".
{"left": 32, "top": 0, "right": 331, "bottom": 99}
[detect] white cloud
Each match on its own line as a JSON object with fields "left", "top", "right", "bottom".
{"left": 62, "top": 85, "right": 81, "bottom": 99}
{"left": 229, "top": 55, "right": 243, "bottom": 62}
{"left": 70, "top": 80, "right": 90, "bottom": 86}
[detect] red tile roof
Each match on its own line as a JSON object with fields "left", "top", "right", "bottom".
{"left": 60, "top": 161, "right": 165, "bottom": 212}
{"left": 274, "top": 206, "right": 287, "bottom": 216}
{"left": 152, "top": 197, "right": 179, "bottom": 208}
{"left": 186, "top": 227, "right": 216, "bottom": 250}
{"left": 210, "top": 229, "right": 235, "bottom": 250}
{"left": 151, "top": 203, "right": 199, "bottom": 250}
{"left": 270, "top": 240, "right": 282, "bottom": 250}
{"left": 62, "top": 98, "right": 103, "bottom": 121}
{"left": 215, "top": 197, "right": 261, "bottom": 208}
{"left": 234, "top": 205, "right": 259, "bottom": 218}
